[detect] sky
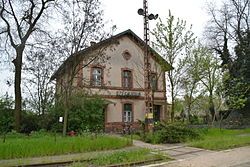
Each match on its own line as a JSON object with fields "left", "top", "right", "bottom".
{"left": 102, "top": 0, "right": 213, "bottom": 39}
{"left": 0, "top": 0, "right": 220, "bottom": 96}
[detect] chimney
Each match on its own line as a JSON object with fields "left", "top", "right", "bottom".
{"left": 90, "top": 41, "right": 96, "bottom": 46}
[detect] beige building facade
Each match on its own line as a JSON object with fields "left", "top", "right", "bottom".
{"left": 51, "top": 30, "right": 172, "bottom": 133}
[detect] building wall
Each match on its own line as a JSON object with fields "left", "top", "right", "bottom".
{"left": 105, "top": 98, "right": 146, "bottom": 123}
{"left": 81, "top": 36, "right": 165, "bottom": 93}
{"left": 57, "top": 35, "right": 168, "bottom": 133}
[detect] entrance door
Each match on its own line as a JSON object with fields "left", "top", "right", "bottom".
{"left": 153, "top": 105, "right": 161, "bottom": 122}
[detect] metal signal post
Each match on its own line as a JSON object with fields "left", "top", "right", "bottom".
{"left": 138, "top": 0, "right": 158, "bottom": 131}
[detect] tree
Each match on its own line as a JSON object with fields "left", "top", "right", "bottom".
{"left": 23, "top": 49, "right": 56, "bottom": 115}
{"left": 51, "top": 0, "right": 114, "bottom": 136}
{"left": 54, "top": 0, "right": 109, "bottom": 57}
{"left": 205, "top": 0, "right": 250, "bottom": 112}
{"left": 180, "top": 44, "right": 222, "bottom": 122}
{"left": 57, "top": 44, "right": 110, "bottom": 136}
{"left": 0, "top": 0, "right": 112, "bottom": 134}
{"left": 152, "top": 10, "right": 196, "bottom": 121}
{"left": 224, "top": 30, "right": 250, "bottom": 111}
{"left": 0, "top": 0, "right": 56, "bottom": 132}
{"left": 180, "top": 45, "right": 203, "bottom": 121}
{"left": 195, "top": 46, "right": 221, "bottom": 122}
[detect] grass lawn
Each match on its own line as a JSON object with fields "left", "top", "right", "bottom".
{"left": 70, "top": 148, "right": 170, "bottom": 167}
{"left": 188, "top": 128, "right": 250, "bottom": 150}
{"left": 0, "top": 133, "right": 131, "bottom": 160}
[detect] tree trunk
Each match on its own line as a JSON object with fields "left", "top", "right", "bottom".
{"left": 171, "top": 88, "right": 175, "bottom": 122}
{"left": 209, "top": 94, "right": 216, "bottom": 123}
{"left": 187, "top": 103, "right": 191, "bottom": 122}
{"left": 13, "top": 47, "right": 24, "bottom": 132}
{"left": 187, "top": 85, "right": 195, "bottom": 122}
{"left": 62, "top": 90, "right": 69, "bottom": 136}
{"left": 62, "top": 106, "right": 68, "bottom": 136}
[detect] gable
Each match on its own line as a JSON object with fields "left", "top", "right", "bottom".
{"left": 50, "top": 29, "right": 172, "bottom": 81}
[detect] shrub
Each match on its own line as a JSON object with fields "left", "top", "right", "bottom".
{"left": 67, "top": 93, "right": 106, "bottom": 133}
{"left": 145, "top": 122, "right": 200, "bottom": 144}
{"left": 39, "top": 105, "right": 64, "bottom": 132}
{"left": 21, "top": 111, "right": 39, "bottom": 134}
{"left": 189, "top": 115, "right": 200, "bottom": 125}
{"left": 0, "top": 96, "right": 14, "bottom": 134}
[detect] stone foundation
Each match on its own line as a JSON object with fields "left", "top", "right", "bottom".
{"left": 105, "top": 122, "right": 141, "bottom": 133}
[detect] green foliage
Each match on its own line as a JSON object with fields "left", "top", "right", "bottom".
{"left": 174, "top": 99, "right": 184, "bottom": 114}
{"left": 0, "top": 134, "right": 130, "bottom": 159}
{"left": 0, "top": 92, "right": 106, "bottom": 134}
{"left": 28, "top": 129, "right": 55, "bottom": 138}
{"left": 40, "top": 104, "right": 64, "bottom": 132}
{"left": 67, "top": 93, "right": 105, "bottom": 133}
{"left": 3, "top": 130, "right": 27, "bottom": 139}
{"left": 0, "top": 96, "right": 14, "bottom": 134}
{"left": 145, "top": 123, "right": 200, "bottom": 144}
{"left": 20, "top": 105, "right": 63, "bottom": 134}
{"left": 222, "top": 26, "right": 250, "bottom": 112}
{"left": 188, "top": 128, "right": 250, "bottom": 150}
{"left": 152, "top": 10, "right": 196, "bottom": 121}
{"left": 191, "top": 46, "right": 220, "bottom": 119}
{"left": 189, "top": 115, "right": 200, "bottom": 124}
{"left": 91, "top": 149, "right": 159, "bottom": 166}
{"left": 224, "top": 77, "right": 248, "bottom": 110}
{"left": 205, "top": 1, "right": 249, "bottom": 114}
{"left": 71, "top": 148, "right": 168, "bottom": 167}
{"left": 20, "top": 111, "right": 39, "bottom": 134}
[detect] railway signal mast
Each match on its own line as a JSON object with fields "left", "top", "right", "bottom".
{"left": 138, "top": 0, "right": 158, "bottom": 131}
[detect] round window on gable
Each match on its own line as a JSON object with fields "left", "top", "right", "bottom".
{"left": 122, "top": 51, "right": 132, "bottom": 61}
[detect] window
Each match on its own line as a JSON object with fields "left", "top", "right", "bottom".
{"left": 122, "top": 70, "right": 132, "bottom": 88}
{"left": 123, "top": 103, "right": 132, "bottom": 122}
{"left": 122, "top": 51, "right": 132, "bottom": 60}
{"left": 153, "top": 105, "right": 161, "bottom": 122}
{"left": 91, "top": 67, "right": 103, "bottom": 86}
{"left": 150, "top": 73, "right": 158, "bottom": 90}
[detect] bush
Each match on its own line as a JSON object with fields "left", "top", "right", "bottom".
{"left": 21, "top": 111, "right": 39, "bottom": 134}
{"left": 189, "top": 115, "right": 200, "bottom": 125}
{"left": 145, "top": 122, "right": 200, "bottom": 144}
{"left": 38, "top": 105, "right": 64, "bottom": 133}
{"left": 67, "top": 93, "right": 105, "bottom": 133}
{"left": 0, "top": 96, "right": 14, "bottom": 134}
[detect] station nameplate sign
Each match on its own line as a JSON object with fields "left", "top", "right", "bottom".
{"left": 116, "top": 91, "right": 141, "bottom": 97}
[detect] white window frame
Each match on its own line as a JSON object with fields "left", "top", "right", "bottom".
{"left": 92, "top": 67, "right": 102, "bottom": 86}
{"left": 123, "top": 103, "right": 132, "bottom": 123}
{"left": 122, "top": 70, "right": 132, "bottom": 88}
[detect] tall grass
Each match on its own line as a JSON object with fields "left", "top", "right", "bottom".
{"left": 71, "top": 148, "right": 169, "bottom": 167}
{"left": 0, "top": 134, "right": 131, "bottom": 159}
{"left": 188, "top": 128, "right": 250, "bottom": 150}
